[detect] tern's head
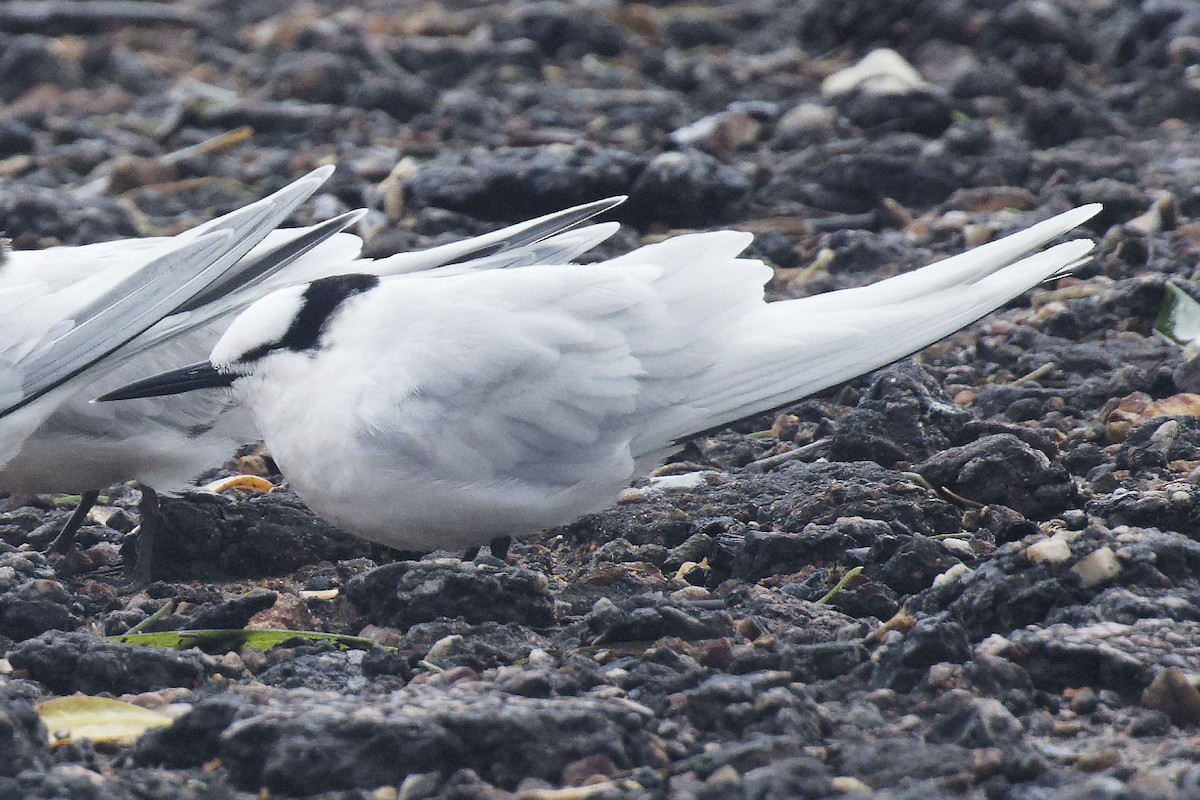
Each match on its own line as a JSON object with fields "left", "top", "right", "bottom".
{"left": 212, "top": 273, "right": 380, "bottom": 372}
{"left": 94, "top": 273, "right": 379, "bottom": 402}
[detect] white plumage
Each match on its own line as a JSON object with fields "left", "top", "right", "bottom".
{"left": 0, "top": 184, "right": 624, "bottom": 572}
{"left": 0, "top": 226, "right": 357, "bottom": 497}
{"left": 102, "top": 203, "right": 1101, "bottom": 552}
{"left": 0, "top": 167, "right": 338, "bottom": 474}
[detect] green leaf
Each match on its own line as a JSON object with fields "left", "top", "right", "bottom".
{"left": 107, "top": 629, "right": 387, "bottom": 654}
{"left": 37, "top": 696, "right": 172, "bottom": 747}
{"left": 1155, "top": 283, "right": 1200, "bottom": 347}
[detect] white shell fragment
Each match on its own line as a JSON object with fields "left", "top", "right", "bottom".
{"left": 1026, "top": 536, "right": 1072, "bottom": 564}
{"left": 1071, "top": 546, "right": 1121, "bottom": 588}
{"left": 821, "top": 48, "right": 930, "bottom": 97}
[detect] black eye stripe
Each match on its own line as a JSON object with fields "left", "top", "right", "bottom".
{"left": 240, "top": 273, "right": 379, "bottom": 362}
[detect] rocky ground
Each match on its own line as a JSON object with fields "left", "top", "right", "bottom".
{"left": 3, "top": 0, "right": 1200, "bottom": 797}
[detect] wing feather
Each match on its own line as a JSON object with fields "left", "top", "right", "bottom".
{"left": 368, "top": 197, "right": 625, "bottom": 276}
{"left": 343, "top": 208, "right": 1098, "bottom": 491}
{"left": 1, "top": 166, "right": 334, "bottom": 418}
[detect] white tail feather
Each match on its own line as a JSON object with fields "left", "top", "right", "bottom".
{"left": 630, "top": 228, "right": 1097, "bottom": 453}
{"left": 797, "top": 204, "right": 1101, "bottom": 313}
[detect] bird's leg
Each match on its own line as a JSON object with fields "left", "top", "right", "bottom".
{"left": 121, "top": 484, "right": 159, "bottom": 590}
{"left": 463, "top": 536, "right": 512, "bottom": 562}
{"left": 489, "top": 535, "right": 512, "bottom": 562}
{"left": 47, "top": 489, "right": 100, "bottom": 554}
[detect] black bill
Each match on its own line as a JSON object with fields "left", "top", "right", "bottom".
{"left": 93, "top": 361, "right": 235, "bottom": 402}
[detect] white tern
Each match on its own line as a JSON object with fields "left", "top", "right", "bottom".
{"left": 99, "top": 203, "right": 1102, "bottom": 553}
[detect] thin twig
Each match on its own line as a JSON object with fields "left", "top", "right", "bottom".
{"left": 744, "top": 437, "right": 830, "bottom": 473}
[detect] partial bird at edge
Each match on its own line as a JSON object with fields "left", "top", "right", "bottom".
{"left": 0, "top": 167, "right": 348, "bottom": 582}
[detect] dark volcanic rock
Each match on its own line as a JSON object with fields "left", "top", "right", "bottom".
{"left": 141, "top": 492, "right": 370, "bottom": 580}
{"left": 999, "top": 623, "right": 1152, "bottom": 697}
{"left": 1074, "top": 178, "right": 1150, "bottom": 231}
{"left": 793, "top": 0, "right": 973, "bottom": 50}
{"left": 908, "top": 525, "right": 1191, "bottom": 640}
{"left": 839, "top": 736, "right": 973, "bottom": 791}
{"left": 1088, "top": 486, "right": 1200, "bottom": 534}
{"left": 760, "top": 461, "right": 962, "bottom": 536}
{"left": 916, "top": 433, "right": 1076, "bottom": 519}
{"left": 348, "top": 73, "right": 437, "bottom": 122}
{"left": 1024, "top": 90, "right": 1117, "bottom": 148}
{"left": 0, "top": 693, "right": 47, "bottom": 778}
{"left": 8, "top": 631, "right": 207, "bottom": 694}
{"left": 580, "top": 593, "right": 732, "bottom": 645}
{"left": 761, "top": 132, "right": 1031, "bottom": 213}
{"left": 729, "top": 516, "right": 893, "bottom": 580}
{"left": 396, "top": 620, "right": 551, "bottom": 672}
{"left": 1115, "top": 416, "right": 1200, "bottom": 473}
{"left": 182, "top": 589, "right": 278, "bottom": 630}
{"left": 626, "top": 149, "right": 751, "bottom": 226}
{"left": 673, "top": 671, "right": 825, "bottom": 739}
{"left": 0, "top": 33, "right": 82, "bottom": 101}
{"left": 926, "top": 690, "right": 1024, "bottom": 748}
{"left": 267, "top": 50, "right": 357, "bottom": 105}
{"left": 762, "top": 134, "right": 963, "bottom": 213}
{"left": 835, "top": 87, "right": 954, "bottom": 138}
{"left": 258, "top": 647, "right": 367, "bottom": 693}
{"left": 872, "top": 534, "right": 963, "bottom": 596}
{"left": 0, "top": 185, "right": 136, "bottom": 246}
{"left": 821, "top": 229, "right": 908, "bottom": 275}
{"left": 829, "top": 362, "right": 973, "bottom": 466}
{"left": 776, "top": 640, "right": 871, "bottom": 683}
{"left": 405, "top": 144, "right": 644, "bottom": 222}
{"left": 217, "top": 687, "right": 655, "bottom": 794}
{"left": 135, "top": 695, "right": 248, "bottom": 769}
{"left": 0, "top": 119, "right": 34, "bottom": 157}
{"left": 347, "top": 559, "right": 555, "bottom": 629}
{"left": 492, "top": 1, "right": 627, "bottom": 59}
{"left": 0, "top": 561, "right": 80, "bottom": 642}
{"left": 952, "top": 61, "right": 1022, "bottom": 103}
{"left": 870, "top": 614, "right": 971, "bottom": 692}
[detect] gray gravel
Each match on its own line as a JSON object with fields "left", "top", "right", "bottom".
{"left": 5, "top": 0, "right": 1200, "bottom": 797}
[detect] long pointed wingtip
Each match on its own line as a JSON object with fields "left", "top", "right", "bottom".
{"left": 304, "top": 164, "right": 337, "bottom": 183}
{"left": 2, "top": 168, "right": 339, "bottom": 417}
{"left": 1044, "top": 238, "right": 1098, "bottom": 279}
{"left": 1034, "top": 202, "right": 1102, "bottom": 234}
{"left": 1064, "top": 202, "right": 1103, "bottom": 225}
{"left": 594, "top": 195, "right": 628, "bottom": 210}
{"left": 1046, "top": 238, "right": 1097, "bottom": 258}
{"left": 278, "top": 164, "right": 336, "bottom": 200}
{"left": 266, "top": 164, "right": 335, "bottom": 205}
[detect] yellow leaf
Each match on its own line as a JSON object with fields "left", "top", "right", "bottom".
{"left": 36, "top": 696, "right": 172, "bottom": 747}
{"left": 199, "top": 474, "right": 275, "bottom": 494}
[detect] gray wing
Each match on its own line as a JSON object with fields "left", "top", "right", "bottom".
{"left": 435, "top": 197, "right": 625, "bottom": 267}
{"left": 121, "top": 210, "right": 366, "bottom": 358}
{"left": 0, "top": 166, "right": 334, "bottom": 417}
{"left": 369, "top": 196, "right": 625, "bottom": 276}
{"left": 423, "top": 222, "right": 620, "bottom": 276}
{"left": 173, "top": 208, "right": 366, "bottom": 314}
{"left": 117, "top": 201, "right": 620, "bottom": 372}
